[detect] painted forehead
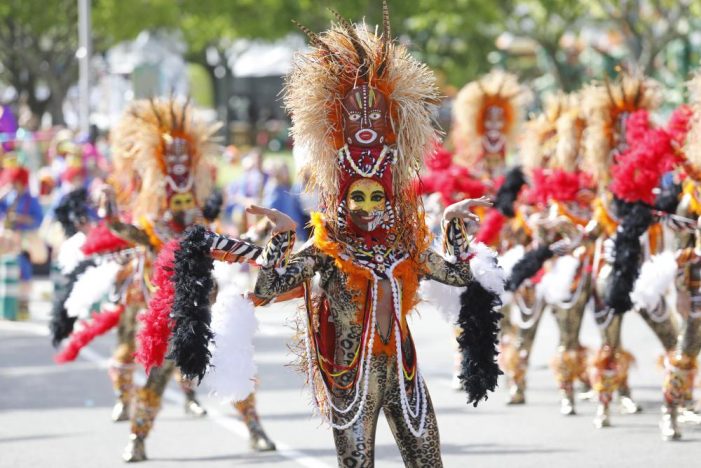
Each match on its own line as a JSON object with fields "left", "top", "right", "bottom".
{"left": 348, "top": 178, "right": 385, "bottom": 193}
{"left": 343, "top": 85, "right": 386, "bottom": 110}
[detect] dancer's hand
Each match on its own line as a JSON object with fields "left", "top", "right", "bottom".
{"left": 443, "top": 196, "right": 492, "bottom": 225}
{"left": 246, "top": 204, "right": 297, "bottom": 235}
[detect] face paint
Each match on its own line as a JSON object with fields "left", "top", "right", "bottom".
{"left": 346, "top": 178, "right": 386, "bottom": 231}
{"left": 481, "top": 105, "right": 506, "bottom": 157}
{"left": 165, "top": 136, "right": 191, "bottom": 177}
{"left": 342, "top": 84, "right": 389, "bottom": 147}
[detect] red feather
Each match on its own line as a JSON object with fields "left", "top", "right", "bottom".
{"left": 81, "top": 222, "right": 131, "bottom": 255}
{"left": 475, "top": 209, "right": 506, "bottom": 245}
{"left": 611, "top": 110, "right": 679, "bottom": 204}
{"left": 54, "top": 305, "right": 124, "bottom": 363}
{"left": 134, "top": 239, "right": 179, "bottom": 374}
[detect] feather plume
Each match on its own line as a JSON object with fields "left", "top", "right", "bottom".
{"left": 135, "top": 239, "right": 179, "bottom": 374}
{"left": 203, "top": 290, "right": 258, "bottom": 402}
{"left": 54, "top": 305, "right": 123, "bottom": 363}
{"left": 630, "top": 251, "right": 677, "bottom": 312}
{"left": 65, "top": 261, "right": 121, "bottom": 319}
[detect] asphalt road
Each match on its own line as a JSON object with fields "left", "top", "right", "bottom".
{"left": 1, "top": 279, "right": 700, "bottom": 468}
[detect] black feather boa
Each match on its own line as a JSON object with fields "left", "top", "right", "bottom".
{"left": 654, "top": 183, "right": 681, "bottom": 215}
{"left": 495, "top": 167, "right": 526, "bottom": 217}
{"left": 168, "top": 225, "right": 215, "bottom": 382}
{"left": 202, "top": 190, "right": 223, "bottom": 222}
{"left": 457, "top": 282, "right": 503, "bottom": 406}
{"left": 506, "top": 245, "right": 553, "bottom": 292}
{"left": 604, "top": 201, "right": 653, "bottom": 314}
{"left": 49, "top": 258, "right": 96, "bottom": 347}
{"left": 54, "top": 188, "right": 90, "bottom": 237}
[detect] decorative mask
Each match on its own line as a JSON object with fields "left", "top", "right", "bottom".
{"left": 346, "top": 178, "right": 387, "bottom": 232}
{"left": 481, "top": 105, "right": 506, "bottom": 155}
{"left": 342, "top": 84, "right": 389, "bottom": 147}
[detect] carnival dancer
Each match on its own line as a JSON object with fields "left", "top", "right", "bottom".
{"left": 657, "top": 78, "right": 701, "bottom": 440}
{"left": 98, "top": 98, "right": 275, "bottom": 462}
{"left": 583, "top": 74, "right": 679, "bottom": 429}
{"left": 163, "top": 5, "right": 504, "bottom": 467}
{"left": 500, "top": 94, "right": 595, "bottom": 409}
{"left": 451, "top": 70, "right": 530, "bottom": 393}
{"left": 509, "top": 95, "right": 597, "bottom": 413}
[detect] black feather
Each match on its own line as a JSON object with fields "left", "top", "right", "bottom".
{"left": 654, "top": 182, "right": 681, "bottom": 214}
{"left": 49, "top": 258, "right": 96, "bottom": 347}
{"left": 495, "top": 167, "right": 526, "bottom": 218}
{"left": 604, "top": 201, "right": 653, "bottom": 314}
{"left": 506, "top": 245, "right": 554, "bottom": 291}
{"left": 457, "top": 281, "right": 503, "bottom": 406}
{"left": 202, "top": 189, "right": 223, "bottom": 222}
{"left": 168, "top": 225, "right": 215, "bottom": 382}
{"left": 54, "top": 188, "right": 90, "bottom": 237}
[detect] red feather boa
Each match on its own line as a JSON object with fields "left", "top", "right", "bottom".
{"left": 611, "top": 110, "right": 681, "bottom": 204}
{"left": 81, "top": 222, "right": 131, "bottom": 255}
{"left": 54, "top": 305, "right": 124, "bottom": 363}
{"left": 475, "top": 209, "right": 506, "bottom": 245}
{"left": 135, "top": 239, "right": 179, "bottom": 374}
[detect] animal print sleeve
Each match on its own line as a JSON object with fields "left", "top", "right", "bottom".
{"left": 422, "top": 218, "right": 473, "bottom": 287}
{"left": 253, "top": 231, "right": 321, "bottom": 300}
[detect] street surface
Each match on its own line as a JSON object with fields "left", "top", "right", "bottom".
{"left": 1, "top": 279, "right": 700, "bottom": 467}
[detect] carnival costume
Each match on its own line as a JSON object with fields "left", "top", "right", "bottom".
{"left": 656, "top": 75, "right": 701, "bottom": 440}
{"left": 157, "top": 5, "right": 504, "bottom": 467}
{"left": 502, "top": 94, "right": 594, "bottom": 412}
{"left": 581, "top": 74, "right": 680, "bottom": 429}
{"left": 450, "top": 70, "right": 530, "bottom": 396}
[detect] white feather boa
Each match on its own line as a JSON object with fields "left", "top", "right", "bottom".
{"left": 58, "top": 232, "right": 86, "bottom": 274}
{"left": 65, "top": 260, "right": 121, "bottom": 318}
{"left": 630, "top": 251, "right": 677, "bottom": 311}
{"left": 536, "top": 255, "right": 579, "bottom": 305}
{"left": 420, "top": 242, "right": 505, "bottom": 323}
{"left": 498, "top": 245, "right": 525, "bottom": 278}
{"left": 203, "top": 288, "right": 258, "bottom": 402}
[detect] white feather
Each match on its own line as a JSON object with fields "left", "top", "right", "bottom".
{"left": 58, "top": 232, "right": 86, "bottom": 274}
{"left": 498, "top": 245, "right": 525, "bottom": 278}
{"left": 419, "top": 279, "right": 462, "bottom": 323}
{"left": 469, "top": 242, "right": 506, "bottom": 296}
{"left": 65, "top": 261, "right": 121, "bottom": 318}
{"left": 536, "top": 255, "right": 579, "bottom": 305}
{"left": 204, "top": 289, "right": 258, "bottom": 402}
{"left": 631, "top": 251, "right": 677, "bottom": 311}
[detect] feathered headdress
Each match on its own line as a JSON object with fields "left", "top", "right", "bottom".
{"left": 521, "top": 93, "right": 571, "bottom": 172}
{"left": 582, "top": 73, "right": 662, "bottom": 188}
{"left": 285, "top": 3, "right": 439, "bottom": 244}
{"left": 452, "top": 69, "right": 529, "bottom": 167}
{"left": 682, "top": 74, "right": 701, "bottom": 180}
{"left": 109, "top": 98, "right": 220, "bottom": 219}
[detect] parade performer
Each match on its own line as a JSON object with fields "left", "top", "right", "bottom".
{"left": 450, "top": 70, "right": 529, "bottom": 393}
{"left": 583, "top": 74, "right": 679, "bottom": 429}
{"left": 509, "top": 94, "right": 596, "bottom": 413}
{"left": 500, "top": 94, "right": 594, "bottom": 409}
{"left": 658, "top": 78, "right": 701, "bottom": 440}
{"left": 91, "top": 98, "right": 276, "bottom": 462}
{"left": 163, "top": 4, "right": 504, "bottom": 466}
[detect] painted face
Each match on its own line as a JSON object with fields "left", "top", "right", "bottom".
{"left": 165, "top": 136, "right": 191, "bottom": 177}
{"left": 346, "top": 178, "right": 386, "bottom": 231}
{"left": 481, "top": 106, "right": 506, "bottom": 169}
{"left": 168, "top": 192, "right": 195, "bottom": 213}
{"left": 342, "top": 84, "right": 389, "bottom": 147}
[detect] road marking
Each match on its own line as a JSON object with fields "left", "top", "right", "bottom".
{"left": 0, "top": 320, "right": 333, "bottom": 468}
